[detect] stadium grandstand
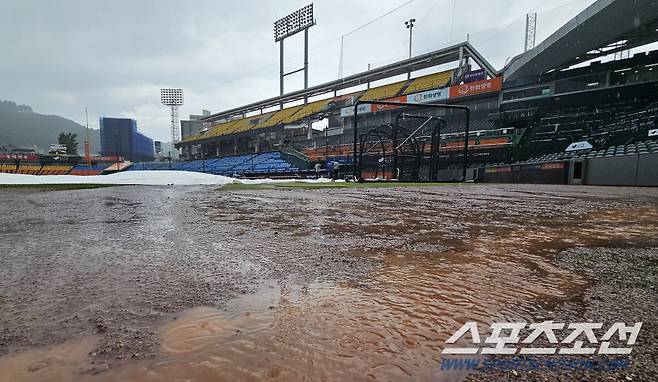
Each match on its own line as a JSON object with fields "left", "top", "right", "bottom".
{"left": 0, "top": 162, "right": 115, "bottom": 176}
{"left": 0, "top": 147, "right": 123, "bottom": 176}
{"left": 131, "top": 0, "right": 658, "bottom": 185}
{"left": 126, "top": 151, "right": 302, "bottom": 176}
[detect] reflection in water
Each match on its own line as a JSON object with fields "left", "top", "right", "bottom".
{"left": 1, "top": 205, "right": 657, "bottom": 381}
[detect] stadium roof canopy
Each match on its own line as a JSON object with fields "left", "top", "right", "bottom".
{"left": 203, "top": 42, "right": 496, "bottom": 123}
{"left": 504, "top": 0, "right": 658, "bottom": 84}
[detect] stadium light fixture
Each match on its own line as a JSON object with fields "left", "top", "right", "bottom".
{"left": 161, "top": 88, "right": 184, "bottom": 152}
{"left": 274, "top": 4, "right": 314, "bottom": 42}
{"left": 160, "top": 88, "right": 184, "bottom": 106}
{"left": 274, "top": 4, "right": 316, "bottom": 107}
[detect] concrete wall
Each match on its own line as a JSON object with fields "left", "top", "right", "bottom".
{"left": 477, "top": 153, "right": 658, "bottom": 186}
{"left": 478, "top": 162, "right": 569, "bottom": 184}
{"left": 585, "top": 156, "right": 638, "bottom": 186}
{"left": 635, "top": 153, "right": 658, "bottom": 186}
{"left": 586, "top": 153, "right": 658, "bottom": 186}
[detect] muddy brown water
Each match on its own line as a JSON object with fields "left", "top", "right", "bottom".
{"left": 0, "top": 184, "right": 657, "bottom": 381}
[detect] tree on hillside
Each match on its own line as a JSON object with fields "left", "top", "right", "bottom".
{"left": 58, "top": 132, "right": 78, "bottom": 155}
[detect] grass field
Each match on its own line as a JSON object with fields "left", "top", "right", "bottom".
{"left": 219, "top": 181, "right": 462, "bottom": 191}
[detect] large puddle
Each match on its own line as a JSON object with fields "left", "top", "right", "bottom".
{"left": 1, "top": 204, "right": 657, "bottom": 381}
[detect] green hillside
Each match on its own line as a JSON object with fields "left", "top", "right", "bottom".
{"left": 0, "top": 100, "right": 101, "bottom": 154}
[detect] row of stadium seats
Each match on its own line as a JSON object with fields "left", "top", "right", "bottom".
{"left": 0, "top": 164, "right": 17, "bottom": 173}
{"left": 257, "top": 105, "right": 304, "bottom": 129}
{"left": 128, "top": 151, "right": 300, "bottom": 176}
{"left": 441, "top": 136, "right": 513, "bottom": 149}
{"left": 303, "top": 144, "right": 354, "bottom": 162}
{"left": 531, "top": 101, "right": 658, "bottom": 147}
{"left": 0, "top": 164, "right": 74, "bottom": 175}
{"left": 199, "top": 154, "right": 255, "bottom": 174}
{"left": 245, "top": 151, "right": 299, "bottom": 174}
{"left": 303, "top": 131, "right": 511, "bottom": 162}
{"left": 359, "top": 79, "right": 408, "bottom": 101}
{"left": 16, "top": 165, "right": 42, "bottom": 174}
{"left": 523, "top": 139, "right": 658, "bottom": 163}
{"left": 128, "top": 161, "right": 171, "bottom": 170}
{"left": 202, "top": 119, "right": 240, "bottom": 139}
{"left": 37, "top": 165, "right": 73, "bottom": 175}
{"left": 281, "top": 99, "right": 330, "bottom": 124}
{"left": 181, "top": 70, "right": 455, "bottom": 144}
{"left": 68, "top": 164, "right": 108, "bottom": 176}
{"left": 403, "top": 70, "right": 453, "bottom": 95}
{"left": 232, "top": 114, "right": 271, "bottom": 134}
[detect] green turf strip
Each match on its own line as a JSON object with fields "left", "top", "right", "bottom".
{"left": 219, "top": 181, "right": 462, "bottom": 191}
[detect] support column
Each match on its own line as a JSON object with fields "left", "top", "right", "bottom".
{"left": 457, "top": 46, "right": 465, "bottom": 82}
{"left": 279, "top": 39, "right": 284, "bottom": 109}
{"left": 304, "top": 28, "right": 309, "bottom": 103}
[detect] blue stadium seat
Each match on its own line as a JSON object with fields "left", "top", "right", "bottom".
{"left": 128, "top": 151, "right": 300, "bottom": 176}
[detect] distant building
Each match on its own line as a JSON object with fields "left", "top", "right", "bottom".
{"left": 157, "top": 141, "right": 176, "bottom": 158}
{"left": 100, "top": 117, "right": 154, "bottom": 162}
{"left": 180, "top": 110, "right": 211, "bottom": 140}
{"left": 0, "top": 146, "right": 36, "bottom": 155}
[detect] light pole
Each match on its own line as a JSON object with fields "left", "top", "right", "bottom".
{"left": 405, "top": 18, "right": 416, "bottom": 79}
{"left": 161, "top": 88, "right": 184, "bottom": 159}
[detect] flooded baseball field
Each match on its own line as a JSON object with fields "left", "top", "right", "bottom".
{"left": 0, "top": 184, "right": 657, "bottom": 381}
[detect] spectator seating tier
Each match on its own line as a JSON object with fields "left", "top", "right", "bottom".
{"left": 403, "top": 70, "right": 453, "bottom": 95}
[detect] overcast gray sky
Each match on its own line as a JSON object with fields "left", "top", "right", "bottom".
{"left": 0, "top": 0, "right": 598, "bottom": 141}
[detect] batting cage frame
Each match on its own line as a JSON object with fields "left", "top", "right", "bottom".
{"left": 351, "top": 100, "right": 470, "bottom": 182}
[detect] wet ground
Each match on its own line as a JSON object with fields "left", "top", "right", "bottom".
{"left": 0, "top": 184, "right": 657, "bottom": 381}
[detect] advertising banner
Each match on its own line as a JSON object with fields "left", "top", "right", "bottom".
{"left": 372, "top": 96, "right": 406, "bottom": 113}
{"left": 449, "top": 77, "right": 503, "bottom": 98}
{"left": 340, "top": 103, "right": 372, "bottom": 118}
{"left": 463, "top": 69, "right": 486, "bottom": 83}
{"left": 0, "top": 153, "right": 38, "bottom": 161}
{"left": 406, "top": 87, "right": 449, "bottom": 104}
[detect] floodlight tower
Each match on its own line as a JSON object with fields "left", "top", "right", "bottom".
{"left": 274, "top": 3, "right": 316, "bottom": 107}
{"left": 160, "top": 88, "right": 184, "bottom": 152}
{"left": 405, "top": 18, "right": 416, "bottom": 79}
{"left": 524, "top": 13, "right": 537, "bottom": 52}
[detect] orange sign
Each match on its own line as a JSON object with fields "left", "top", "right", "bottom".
{"left": 449, "top": 77, "right": 502, "bottom": 98}
{"left": 372, "top": 96, "right": 406, "bottom": 112}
